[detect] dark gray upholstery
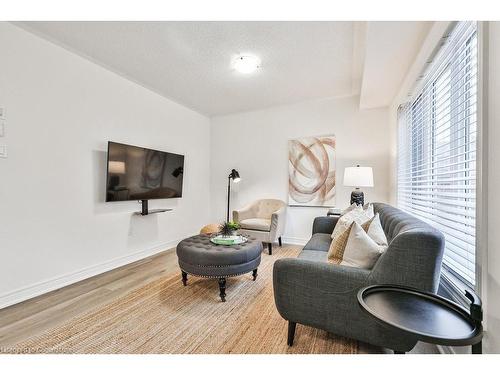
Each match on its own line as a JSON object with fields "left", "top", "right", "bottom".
{"left": 298, "top": 250, "right": 328, "bottom": 262}
{"left": 177, "top": 234, "right": 262, "bottom": 278}
{"left": 273, "top": 202, "right": 445, "bottom": 352}
{"left": 303, "top": 233, "right": 332, "bottom": 252}
{"left": 312, "top": 216, "right": 339, "bottom": 236}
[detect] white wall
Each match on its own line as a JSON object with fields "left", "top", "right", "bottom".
{"left": 210, "top": 96, "right": 391, "bottom": 244}
{"left": 0, "top": 23, "right": 211, "bottom": 308}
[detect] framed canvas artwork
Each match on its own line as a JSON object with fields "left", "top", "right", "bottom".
{"left": 288, "top": 135, "right": 336, "bottom": 207}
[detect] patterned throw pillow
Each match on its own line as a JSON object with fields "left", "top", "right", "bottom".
{"left": 327, "top": 222, "right": 354, "bottom": 264}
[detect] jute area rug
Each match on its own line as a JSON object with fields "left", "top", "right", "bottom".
{"left": 6, "top": 246, "right": 357, "bottom": 354}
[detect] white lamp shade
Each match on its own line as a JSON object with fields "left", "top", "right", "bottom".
{"left": 343, "top": 166, "right": 373, "bottom": 187}
{"left": 109, "top": 161, "right": 126, "bottom": 174}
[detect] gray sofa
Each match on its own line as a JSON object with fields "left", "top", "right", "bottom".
{"left": 273, "top": 202, "right": 445, "bottom": 352}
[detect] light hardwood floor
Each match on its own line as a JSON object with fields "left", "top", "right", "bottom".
{"left": 0, "top": 246, "right": 438, "bottom": 354}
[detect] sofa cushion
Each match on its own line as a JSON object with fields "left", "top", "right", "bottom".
{"left": 298, "top": 249, "right": 328, "bottom": 262}
{"left": 239, "top": 218, "right": 271, "bottom": 231}
{"left": 303, "top": 233, "right": 332, "bottom": 252}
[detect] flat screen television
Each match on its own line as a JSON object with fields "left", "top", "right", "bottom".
{"left": 105, "top": 141, "right": 184, "bottom": 203}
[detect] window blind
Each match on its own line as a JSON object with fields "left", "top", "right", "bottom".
{"left": 397, "top": 21, "right": 478, "bottom": 287}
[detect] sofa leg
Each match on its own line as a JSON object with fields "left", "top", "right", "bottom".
{"left": 278, "top": 237, "right": 282, "bottom": 247}
{"left": 268, "top": 242, "right": 272, "bottom": 255}
{"left": 287, "top": 321, "right": 296, "bottom": 346}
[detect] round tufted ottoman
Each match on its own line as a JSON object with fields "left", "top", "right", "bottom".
{"left": 176, "top": 234, "right": 263, "bottom": 302}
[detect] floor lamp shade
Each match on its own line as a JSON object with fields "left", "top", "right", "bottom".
{"left": 227, "top": 169, "right": 241, "bottom": 222}
{"left": 343, "top": 166, "right": 373, "bottom": 206}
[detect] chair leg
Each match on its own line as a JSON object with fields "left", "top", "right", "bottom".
{"left": 287, "top": 321, "right": 296, "bottom": 346}
{"left": 268, "top": 242, "right": 272, "bottom": 255}
{"left": 278, "top": 237, "right": 282, "bottom": 247}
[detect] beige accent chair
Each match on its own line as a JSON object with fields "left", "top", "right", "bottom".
{"left": 233, "top": 199, "right": 287, "bottom": 255}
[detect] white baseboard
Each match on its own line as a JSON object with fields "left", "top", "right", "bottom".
{"left": 282, "top": 236, "right": 308, "bottom": 246}
{"left": 0, "top": 238, "right": 184, "bottom": 310}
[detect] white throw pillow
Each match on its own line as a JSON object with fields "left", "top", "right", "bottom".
{"left": 341, "top": 203, "right": 362, "bottom": 215}
{"left": 331, "top": 208, "right": 371, "bottom": 241}
{"left": 340, "top": 222, "right": 385, "bottom": 269}
{"left": 365, "top": 213, "right": 388, "bottom": 246}
{"left": 364, "top": 204, "right": 374, "bottom": 219}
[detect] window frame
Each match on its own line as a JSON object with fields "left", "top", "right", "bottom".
{"left": 396, "top": 21, "right": 483, "bottom": 299}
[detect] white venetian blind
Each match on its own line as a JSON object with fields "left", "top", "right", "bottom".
{"left": 397, "top": 21, "right": 478, "bottom": 286}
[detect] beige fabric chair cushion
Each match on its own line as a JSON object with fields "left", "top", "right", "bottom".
{"left": 240, "top": 218, "right": 272, "bottom": 232}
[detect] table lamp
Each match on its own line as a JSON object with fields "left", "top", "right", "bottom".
{"left": 343, "top": 165, "right": 373, "bottom": 206}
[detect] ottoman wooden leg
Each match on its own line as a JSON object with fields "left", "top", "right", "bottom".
{"left": 181, "top": 271, "right": 188, "bottom": 286}
{"left": 252, "top": 269, "right": 258, "bottom": 281}
{"left": 218, "top": 277, "right": 226, "bottom": 302}
{"left": 268, "top": 243, "right": 272, "bottom": 255}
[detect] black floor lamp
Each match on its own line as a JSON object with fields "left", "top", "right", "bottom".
{"left": 227, "top": 169, "right": 241, "bottom": 222}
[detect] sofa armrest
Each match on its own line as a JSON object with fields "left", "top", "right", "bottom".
{"left": 312, "top": 216, "right": 338, "bottom": 235}
{"left": 370, "top": 229, "right": 445, "bottom": 293}
{"left": 273, "top": 258, "right": 369, "bottom": 322}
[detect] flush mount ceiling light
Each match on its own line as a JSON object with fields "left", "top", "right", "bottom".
{"left": 232, "top": 54, "right": 261, "bottom": 74}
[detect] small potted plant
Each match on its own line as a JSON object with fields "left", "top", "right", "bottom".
{"left": 218, "top": 221, "right": 241, "bottom": 237}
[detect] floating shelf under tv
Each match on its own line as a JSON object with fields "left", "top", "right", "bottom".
{"left": 133, "top": 199, "right": 173, "bottom": 216}
{"left": 133, "top": 208, "right": 172, "bottom": 216}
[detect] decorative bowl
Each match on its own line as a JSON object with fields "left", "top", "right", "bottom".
{"left": 210, "top": 235, "right": 248, "bottom": 246}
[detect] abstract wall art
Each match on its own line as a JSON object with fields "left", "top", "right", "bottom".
{"left": 288, "top": 135, "right": 336, "bottom": 207}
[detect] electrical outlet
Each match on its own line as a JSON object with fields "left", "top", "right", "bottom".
{"left": 0, "top": 145, "right": 7, "bottom": 158}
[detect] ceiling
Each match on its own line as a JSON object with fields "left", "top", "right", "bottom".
{"left": 360, "top": 21, "right": 432, "bottom": 109}
{"left": 17, "top": 21, "right": 431, "bottom": 116}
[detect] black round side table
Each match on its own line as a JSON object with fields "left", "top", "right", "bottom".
{"left": 357, "top": 285, "right": 483, "bottom": 354}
